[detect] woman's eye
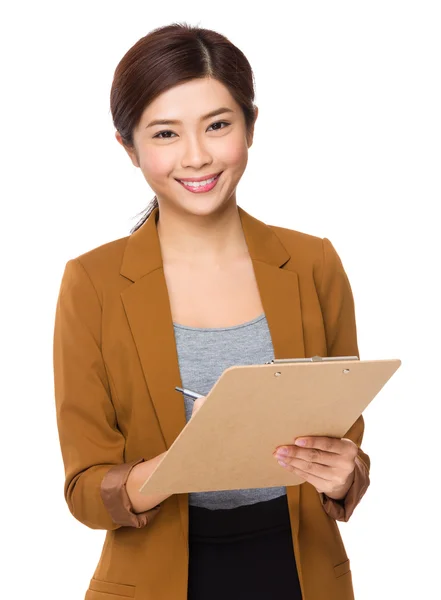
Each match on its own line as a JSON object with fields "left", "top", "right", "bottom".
{"left": 153, "top": 121, "right": 230, "bottom": 139}
{"left": 208, "top": 121, "right": 230, "bottom": 132}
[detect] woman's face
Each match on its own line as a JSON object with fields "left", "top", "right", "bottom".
{"left": 116, "top": 77, "right": 257, "bottom": 217}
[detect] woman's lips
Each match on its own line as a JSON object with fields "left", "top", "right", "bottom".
{"left": 176, "top": 172, "right": 222, "bottom": 193}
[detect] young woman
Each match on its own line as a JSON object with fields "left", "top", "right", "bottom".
{"left": 53, "top": 22, "right": 370, "bottom": 600}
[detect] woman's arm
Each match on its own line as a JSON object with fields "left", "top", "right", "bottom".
{"left": 124, "top": 452, "right": 172, "bottom": 513}
{"left": 122, "top": 394, "right": 208, "bottom": 513}
{"left": 315, "top": 237, "right": 371, "bottom": 522}
{"left": 53, "top": 258, "right": 164, "bottom": 530}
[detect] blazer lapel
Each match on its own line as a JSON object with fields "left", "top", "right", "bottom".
{"left": 120, "top": 205, "right": 305, "bottom": 545}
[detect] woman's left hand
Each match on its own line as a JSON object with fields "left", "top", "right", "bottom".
{"left": 273, "top": 436, "right": 358, "bottom": 499}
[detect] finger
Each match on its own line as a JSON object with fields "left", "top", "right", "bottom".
{"left": 293, "top": 436, "right": 357, "bottom": 457}
{"left": 282, "top": 462, "right": 332, "bottom": 489}
{"left": 277, "top": 456, "right": 336, "bottom": 480}
{"left": 193, "top": 395, "right": 207, "bottom": 408}
{"left": 191, "top": 396, "right": 207, "bottom": 416}
{"left": 275, "top": 444, "right": 340, "bottom": 468}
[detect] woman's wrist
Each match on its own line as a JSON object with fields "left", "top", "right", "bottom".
{"left": 126, "top": 452, "right": 170, "bottom": 513}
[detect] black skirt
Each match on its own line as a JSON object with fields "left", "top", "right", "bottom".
{"left": 187, "top": 494, "right": 303, "bottom": 599}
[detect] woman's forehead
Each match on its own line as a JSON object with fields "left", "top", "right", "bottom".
{"left": 140, "top": 78, "right": 238, "bottom": 125}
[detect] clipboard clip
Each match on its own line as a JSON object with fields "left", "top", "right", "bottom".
{"left": 265, "top": 355, "right": 359, "bottom": 365}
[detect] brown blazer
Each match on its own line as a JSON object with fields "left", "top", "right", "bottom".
{"left": 53, "top": 205, "right": 370, "bottom": 600}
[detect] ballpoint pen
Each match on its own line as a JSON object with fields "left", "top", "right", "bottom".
{"left": 175, "top": 386, "right": 205, "bottom": 400}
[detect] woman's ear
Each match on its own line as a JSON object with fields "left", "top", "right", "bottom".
{"left": 115, "top": 131, "right": 140, "bottom": 168}
{"left": 247, "top": 105, "right": 259, "bottom": 148}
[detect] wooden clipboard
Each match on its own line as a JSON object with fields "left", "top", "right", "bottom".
{"left": 139, "top": 356, "right": 401, "bottom": 496}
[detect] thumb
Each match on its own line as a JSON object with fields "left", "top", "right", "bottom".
{"left": 192, "top": 395, "right": 207, "bottom": 415}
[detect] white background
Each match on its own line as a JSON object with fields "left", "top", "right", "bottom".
{"left": 2, "top": 1, "right": 440, "bottom": 598}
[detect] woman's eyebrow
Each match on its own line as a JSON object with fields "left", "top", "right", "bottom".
{"left": 145, "top": 107, "right": 234, "bottom": 129}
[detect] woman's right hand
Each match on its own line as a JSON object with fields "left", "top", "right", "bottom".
{"left": 190, "top": 395, "right": 207, "bottom": 418}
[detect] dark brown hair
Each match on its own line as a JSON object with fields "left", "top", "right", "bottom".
{"left": 109, "top": 22, "right": 257, "bottom": 233}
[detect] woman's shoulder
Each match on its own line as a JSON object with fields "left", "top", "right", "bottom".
{"left": 63, "top": 233, "right": 131, "bottom": 291}
{"left": 269, "top": 222, "right": 323, "bottom": 246}
{"left": 74, "top": 233, "right": 130, "bottom": 264}
{"left": 267, "top": 222, "right": 326, "bottom": 267}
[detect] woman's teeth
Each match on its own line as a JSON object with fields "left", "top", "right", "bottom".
{"left": 180, "top": 175, "right": 217, "bottom": 187}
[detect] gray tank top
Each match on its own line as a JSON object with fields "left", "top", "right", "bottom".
{"left": 173, "top": 313, "right": 287, "bottom": 510}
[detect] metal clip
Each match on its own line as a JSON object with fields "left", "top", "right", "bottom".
{"left": 265, "top": 355, "right": 359, "bottom": 365}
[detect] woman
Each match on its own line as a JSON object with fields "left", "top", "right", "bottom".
{"left": 53, "top": 23, "right": 370, "bottom": 600}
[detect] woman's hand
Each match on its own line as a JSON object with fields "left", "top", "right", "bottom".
{"left": 273, "top": 436, "right": 358, "bottom": 500}
{"left": 190, "top": 395, "right": 207, "bottom": 418}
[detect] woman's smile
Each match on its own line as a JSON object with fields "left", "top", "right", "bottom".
{"left": 176, "top": 172, "right": 222, "bottom": 193}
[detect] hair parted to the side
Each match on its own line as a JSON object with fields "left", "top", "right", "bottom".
{"left": 109, "top": 22, "right": 257, "bottom": 233}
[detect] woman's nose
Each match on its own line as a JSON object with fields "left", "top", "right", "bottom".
{"left": 181, "top": 135, "right": 212, "bottom": 167}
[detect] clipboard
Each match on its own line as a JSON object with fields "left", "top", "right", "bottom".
{"left": 139, "top": 356, "right": 401, "bottom": 496}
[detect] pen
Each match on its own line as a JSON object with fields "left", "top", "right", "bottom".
{"left": 175, "top": 386, "right": 205, "bottom": 400}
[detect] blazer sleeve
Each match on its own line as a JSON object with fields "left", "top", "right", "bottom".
{"left": 53, "top": 258, "right": 161, "bottom": 530}
{"left": 315, "top": 237, "right": 371, "bottom": 522}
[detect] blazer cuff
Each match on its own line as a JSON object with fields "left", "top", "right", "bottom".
{"left": 100, "top": 458, "right": 161, "bottom": 528}
{"left": 319, "top": 454, "right": 370, "bottom": 522}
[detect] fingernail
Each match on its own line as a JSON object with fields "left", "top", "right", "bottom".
{"left": 295, "top": 439, "right": 306, "bottom": 446}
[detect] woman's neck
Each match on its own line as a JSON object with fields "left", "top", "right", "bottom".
{"left": 156, "top": 202, "right": 249, "bottom": 266}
